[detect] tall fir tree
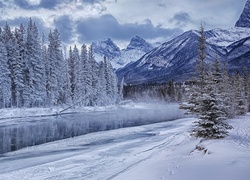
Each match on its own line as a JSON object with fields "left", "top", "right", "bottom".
{"left": 180, "top": 25, "right": 232, "bottom": 139}
{"left": 0, "top": 40, "right": 11, "bottom": 108}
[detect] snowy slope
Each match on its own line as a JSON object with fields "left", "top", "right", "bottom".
{"left": 117, "top": 1, "right": 250, "bottom": 84}
{"left": 0, "top": 113, "right": 249, "bottom": 180}
{"left": 116, "top": 27, "right": 250, "bottom": 84}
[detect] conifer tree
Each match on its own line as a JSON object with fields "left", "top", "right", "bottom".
{"left": 0, "top": 41, "right": 11, "bottom": 108}
{"left": 180, "top": 25, "right": 232, "bottom": 139}
{"left": 234, "top": 73, "right": 248, "bottom": 115}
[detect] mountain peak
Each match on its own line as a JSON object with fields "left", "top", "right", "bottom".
{"left": 235, "top": 0, "right": 250, "bottom": 28}
{"left": 92, "top": 37, "right": 121, "bottom": 60}
{"left": 126, "top": 36, "right": 153, "bottom": 53}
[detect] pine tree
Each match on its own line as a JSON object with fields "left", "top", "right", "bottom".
{"left": 68, "top": 46, "right": 75, "bottom": 101}
{"left": 29, "top": 22, "right": 46, "bottom": 107}
{"left": 88, "top": 45, "right": 98, "bottom": 105}
{"left": 180, "top": 25, "right": 232, "bottom": 139}
{"left": 96, "top": 61, "right": 108, "bottom": 106}
{"left": 104, "top": 56, "right": 118, "bottom": 105}
{"left": 234, "top": 73, "right": 248, "bottom": 116}
{"left": 61, "top": 46, "right": 71, "bottom": 105}
{"left": 243, "top": 67, "right": 250, "bottom": 111}
{"left": 118, "top": 77, "right": 125, "bottom": 102}
{"left": 78, "top": 44, "right": 88, "bottom": 105}
{"left": 2, "top": 22, "right": 24, "bottom": 107}
{"left": 220, "top": 63, "right": 234, "bottom": 118}
{"left": 72, "top": 45, "right": 81, "bottom": 102}
{"left": 82, "top": 45, "right": 92, "bottom": 106}
{"left": 0, "top": 40, "right": 11, "bottom": 108}
{"left": 46, "top": 29, "right": 65, "bottom": 106}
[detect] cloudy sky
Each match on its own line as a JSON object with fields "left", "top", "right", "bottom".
{"left": 0, "top": 0, "right": 247, "bottom": 48}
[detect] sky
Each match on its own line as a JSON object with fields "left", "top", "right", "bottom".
{"left": 0, "top": 0, "right": 247, "bottom": 48}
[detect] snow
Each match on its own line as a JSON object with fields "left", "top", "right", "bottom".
{"left": 0, "top": 102, "right": 185, "bottom": 154}
{"left": 206, "top": 27, "right": 250, "bottom": 47}
{"left": 0, "top": 107, "right": 249, "bottom": 180}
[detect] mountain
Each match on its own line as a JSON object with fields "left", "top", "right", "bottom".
{"left": 126, "top": 36, "right": 154, "bottom": 52}
{"left": 235, "top": 0, "right": 250, "bottom": 28}
{"left": 92, "top": 38, "right": 121, "bottom": 62}
{"left": 116, "top": 28, "right": 250, "bottom": 84}
{"left": 92, "top": 36, "right": 154, "bottom": 69}
{"left": 116, "top": 1, "right": 250, "bottom": 84}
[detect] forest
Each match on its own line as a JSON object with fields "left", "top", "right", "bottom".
{"left": 0, "top": 19, "right": 119, "bottom": 109}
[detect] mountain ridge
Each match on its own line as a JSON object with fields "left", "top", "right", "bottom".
{"left": 92, "top": 36, "right": 154, "bottom": 69}
{"left": 116, "top": 27, "right": 250, "bottom": 84}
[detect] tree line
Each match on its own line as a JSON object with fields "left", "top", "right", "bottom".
{"left": 123, "top": 81, "right": 184, "bottom": 102}
{"left": 0, "top": 19, "right": 119, "bottom": 109}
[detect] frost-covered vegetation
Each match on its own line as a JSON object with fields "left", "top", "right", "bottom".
{"left": 180, "top": 25, "right": 250, "bottom": 139}
{"left": 0, "top": 19, "right": 119, "bottom": 109}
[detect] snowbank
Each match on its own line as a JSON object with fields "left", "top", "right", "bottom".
{"left": 0, "top": 115, "right": 249, "bottom": 180}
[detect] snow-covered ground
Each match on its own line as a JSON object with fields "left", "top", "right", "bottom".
{"left": 0, "top": 112, "right": 249, "bottom": 180}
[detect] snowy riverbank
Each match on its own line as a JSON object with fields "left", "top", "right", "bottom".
{"left": 0, "top": 102, "right": 185, "bottom": 154}
{"left": 0, "top": 113, "right": 249, "bottom": 180}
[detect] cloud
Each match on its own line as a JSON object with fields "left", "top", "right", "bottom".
{"left": 13, "top": 0, "right": 70, "bottom": 10}
{"left": 54, "top": 15, "right": 74, "bottom": 43}
{"left": 76, "top": 14, "right": 182, "bottom": 43}
{"left": 170, "top": 12, "right": 192, "bottom": 28}
{"left": 0, "top": 17, "right": 49, "bottom": 36}
{"left": 13, "top": 0, "right": 33, "bottom": 9}
{"left": 39, "top": 0, "right": 62, "bottom": 9}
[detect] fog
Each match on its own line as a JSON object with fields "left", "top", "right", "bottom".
{"left": 0, "top": 103, "right": 185, "bottom": 154}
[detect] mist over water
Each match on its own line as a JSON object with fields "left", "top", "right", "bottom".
{"left": 0, "top": 103, "right": 185, "bottom": 154}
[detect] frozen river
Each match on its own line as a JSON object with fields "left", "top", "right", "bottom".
{"left": 0, "top": 117, "right": 194, "bottom": 180}
{"left": 0, "top": 103, "right": 185, "bottom": 154}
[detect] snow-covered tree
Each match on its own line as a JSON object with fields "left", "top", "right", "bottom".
{"left": 14, "top": 24, "right": 27, "bottom": 107}
{"left": 96, "top": 61, "right": 108, "bottom": 106}
{"left": 118, "top": 77, "right": 125, "bottom": 102}
{"left": 0, "top": 40, "right": 11, "bottom": 108}
{"left": 78, "top": 44, "right": 88, "bottom": 105}
{"left": 88, "top": 45, "right": 98, "bottom": 106}
{"left": 104, "top": 56, "right": 118, "bottom": 105}
{"left": 81, "top": 44, "right": 92, "bottom": 106}
{"left": 46, "top": 29, "right": 65, "bottom": 106}
{"left": 2, "top": 22, "right": 24, "bottom": 107}
{"left": 26, "top": 21, "right": 46, "bottom": 107}
{"left": 233, "top": 73, "right": 248, "bottom": 116}
{"left": 180, "top": 25, "right": 232, "bottom": 139}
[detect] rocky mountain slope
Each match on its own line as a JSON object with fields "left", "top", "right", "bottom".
{"left": 116, "top": 0, "right": 250, "bottom": 84}
{"left": 235, "top": 0, "right": 250, "bottom": 28}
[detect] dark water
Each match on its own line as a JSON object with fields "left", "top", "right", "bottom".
{"left": 0, "top": 105, "right": 184, "bottom": 154}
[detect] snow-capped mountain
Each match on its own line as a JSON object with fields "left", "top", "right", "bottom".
{"left": 92, "top": 36, "right": 154, "bottom": 69}
{"left": 116, "top": 1, "right": 250, "bottom": 84}
{"left": 92, "top": 38, "right": 121, "bottom": 62}
{"left": 126, "top": 36, "right": 154, "bottom": 52}
{"left": 235, "top": 0, "right": 250, "bottom": 28}
{"left": 116, "top": 28, "right": 250, "bottom": 84}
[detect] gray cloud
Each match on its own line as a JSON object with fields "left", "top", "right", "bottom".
{"left": 13, "top": 0, "right": 70, "bottom": 10}
{"left": 13, "top": 0, "right": 32, "bottom": 9}
{"left": 54, "top": 15, "right": 74, "bottom": 43}
{"left": 76, "top": 14, "right": 182, "bottom": 43}
{"left": 0, "top": 17, "right": 49, "bottom": 36}
{"left": 39, "top": 0, "right": 62, "bottom": 9}
{"left": 170, "top": 12, "right": 192, "bottom": 28}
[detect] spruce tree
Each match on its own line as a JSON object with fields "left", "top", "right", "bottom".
{"left": 180, "top": 25, "right": 232, "bottom": 139}
{"left": 0, "top": 41, "right": 11, "bottom": 108}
